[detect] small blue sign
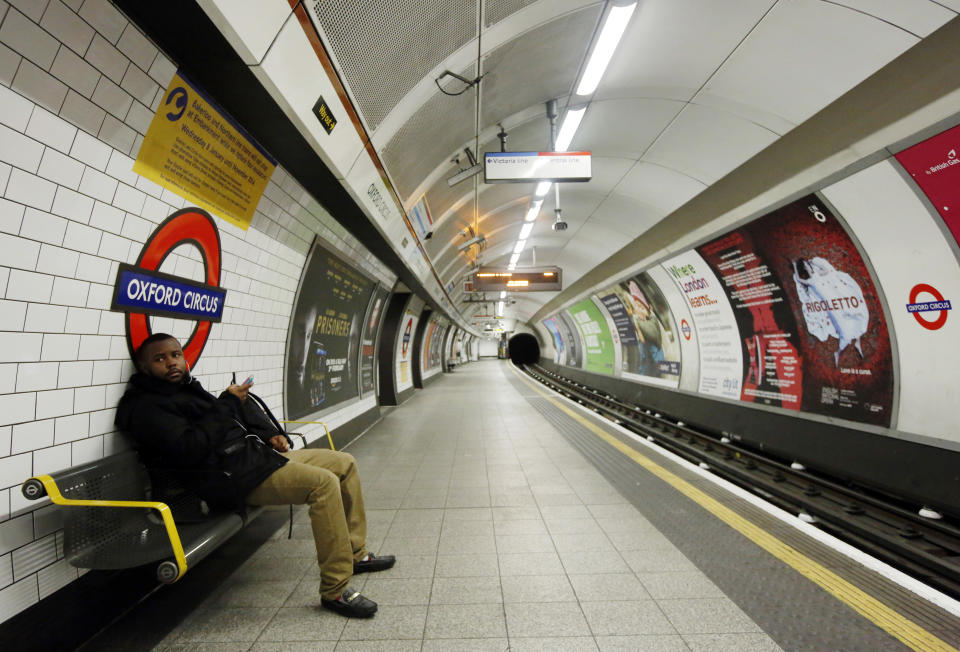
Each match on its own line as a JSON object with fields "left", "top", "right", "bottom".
{"left": 906, "top": 300, "right": 951, "bottom": 313}
{"left": 112, "top": 264, "right": 226, "bottom": 322}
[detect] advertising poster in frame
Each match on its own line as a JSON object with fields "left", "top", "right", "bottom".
{"left": 285, "top": 239, "right": 375, "bottom": 419}
{"left": 695, "top": 195, "right": 893, "bottom": 425}
{"left": 598, "top": 271, "right": 681, "bottom": 387}
{"left": 568, "top": 297, "right": 616, "bottom": 375}
{"left": 360, "top": 285, "right": 390, "bottom": 395}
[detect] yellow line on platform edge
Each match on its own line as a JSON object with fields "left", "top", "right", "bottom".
{"left": 512, "top": 366, "right": 955, "bottom": 652}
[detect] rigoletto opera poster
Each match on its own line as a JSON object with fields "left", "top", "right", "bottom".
{"left": 598, "top": 271, "right": 681, "bottom": 387}
{"left": 285, "top": 240, "right": 375, "bottom": 419}
{"left": 695, "top": 195, "right": 893, "bottom": 425}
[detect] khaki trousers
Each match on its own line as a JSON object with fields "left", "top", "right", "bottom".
{"left": 245, "top": 449, "right": 368, "bottom": 599}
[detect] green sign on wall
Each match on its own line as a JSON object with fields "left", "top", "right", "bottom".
{"left": 568, "top": 298, "right": 615, "bottom": 375}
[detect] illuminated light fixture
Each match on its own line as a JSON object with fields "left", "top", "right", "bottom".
{"left": 509, "top": 253, "right": 520, "bottom": 265}
{"left": 518, "top": 222, "right": 534, "bottom": 240}
{"left": 576, "top": 2, "right": 638, "bottom": 96}
{"left": 477, "top": 272, "right": 512, "bottom": 277}
{"left": 534, "top": 181, "right": 551, "bottom": 197}
{"left": 499, "top": 291, "right": 506, "bottom": 299}
{"left": 524, "top": 199, "right": 543, "bottom": 222}
{"left": 555, "top": 107, "right": 586, "bottom": 152}
{"left": 513, "top": 240, "right": 526, "bottom": 254}
{"left": 506, "top": 280, "right": 529, "bottom": 287}
{"left": 497, "top": 301, "right": 504, "bottom": 314}
{"left": 543, "top": 271, "right": 554, "bottom": 276}
{"left": 507, "top": 263, "right": 517, "bottom": 270}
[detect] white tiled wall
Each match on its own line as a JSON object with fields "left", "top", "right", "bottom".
{"left": 0, "top": 0, "right": 396, "bottom": 624}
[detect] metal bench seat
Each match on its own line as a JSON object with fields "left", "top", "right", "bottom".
{"left": 22, "top": 450, "right": 260, "bottom": 584}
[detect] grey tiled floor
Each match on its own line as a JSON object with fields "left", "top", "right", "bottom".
{"left": 153, "top": 361, "right": 781, "bottom": 651}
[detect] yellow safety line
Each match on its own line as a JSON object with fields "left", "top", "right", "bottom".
{"left": 32, "top": 474, "right": 188, "bottom": 582}
{"left": 512, "top": 366, "right": 955, "bottom": 652}
{"left": 280, "top": 420, "right": 335, "bottom": 450}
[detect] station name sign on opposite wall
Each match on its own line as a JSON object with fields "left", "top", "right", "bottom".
{"left": 133, "top": 70, "right": 277, "bottom": 230}
{"left": 484, "top": 152, "right": 591, "bottom": 183}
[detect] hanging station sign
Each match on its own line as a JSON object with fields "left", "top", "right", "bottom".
{"left": 471, "top": 267, "right": 563, "bottom": 291}
{"left": 484, "top": 151, "right": 591, "bottom": 183}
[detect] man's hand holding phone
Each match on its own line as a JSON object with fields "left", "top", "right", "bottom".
{"left": 227, "top": 375, "right": 254, "bottom": 401}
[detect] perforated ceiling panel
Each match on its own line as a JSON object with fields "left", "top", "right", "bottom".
{"left": 484, "top": 0, "right": 538, "bottom": 26}
{"left": 480, "top": 6, "right": 602, "bottom": 129}
{"left": 382, "top": 64, "right": 478, "bottom": 201}
{"left": 308, "top": 0, "right": 477, "bottom": 131}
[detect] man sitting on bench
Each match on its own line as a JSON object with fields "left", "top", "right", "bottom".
{"left": 115, "top": 332, "right": 394, "bottom": 618}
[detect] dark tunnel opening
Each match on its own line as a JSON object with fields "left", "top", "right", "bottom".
{"left": 508, "top": 333, "right": 540, "bottom": 365}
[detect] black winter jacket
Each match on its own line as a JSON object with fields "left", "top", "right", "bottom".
{"left": 115, "top": 373, "right": 288, "bottom": 508}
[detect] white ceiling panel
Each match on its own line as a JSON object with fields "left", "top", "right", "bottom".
{"left": 695, "top": 0, "right": 919, "bottom": 131}
{"left": 557, "top": 156, "right": 634, "bottom": 196}
{"left": 587, "top": 191, "right": 669, "bottom": 237}
{"left": 827, "top": 0, "right": 956, "bottom": 38}
{"left": 612, "top": 161, "right": 707, "bottom": 217}
{"left": 643, "top": 104, "right": 778, "bottom": 185}
{"left": 574, "top": 98, "right": 683, "bottom": 159}
{"left": 595, "top": 0, "right": 776, "bottom": 102}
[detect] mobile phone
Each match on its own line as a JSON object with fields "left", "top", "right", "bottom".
{"left": 243, "top": 375, "right": 254, "bottom": 385}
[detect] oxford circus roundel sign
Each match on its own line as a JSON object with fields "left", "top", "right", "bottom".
{"left": 111, "top": 208, "right": 226, "bottom": 369}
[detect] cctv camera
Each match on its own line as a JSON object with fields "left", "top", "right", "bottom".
{"left": 552, "top": 207, "right": 567, "bottom": 231}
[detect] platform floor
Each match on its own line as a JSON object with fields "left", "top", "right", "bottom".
{"left": 86, "top": 360, "right": 960, "bottom": 651}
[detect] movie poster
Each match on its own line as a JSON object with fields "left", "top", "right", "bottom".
{"left": 360, "top": 285, "right": 390, "bottom": 395}
{"left": 662, "top": 250, "right": 743, "bottom": 399}
{"left": 695, "top": 195, "right": 893, "bottom": 425}
{"left": 598, "top": 271, "right": 681, "bottom": 386}
{"left": 286, "top": 240, "right": 374, "bottom": 419}
{"left": 569, "top": 298, "right": 615, "bottom": 375}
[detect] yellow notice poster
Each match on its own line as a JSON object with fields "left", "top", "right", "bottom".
{"left": 133, "top": 71, "right": 276, "bottom": 230}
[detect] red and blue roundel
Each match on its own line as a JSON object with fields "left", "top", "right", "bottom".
{"left": 112, "top": 208, "right": 225, "bottom": 369}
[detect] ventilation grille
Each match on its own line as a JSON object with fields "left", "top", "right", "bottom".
{"left": 309, "top": 0, "right": 478, "bottom": 131}
{"left": 382, "top": 63, "right": 478, "bottom": 201}
{"left": 480, "top": 6, "right": 602, "bottom": 128}
{"left": 484, "top": 0, "right": 538, "bottom": 27}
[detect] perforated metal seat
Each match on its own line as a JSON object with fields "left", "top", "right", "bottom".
{"left": 23, "top": 451, "right": 259, "bottom": 583}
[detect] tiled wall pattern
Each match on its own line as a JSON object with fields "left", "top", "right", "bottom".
{"left": 0, "top": 0, "right": 396, "bottom": 623}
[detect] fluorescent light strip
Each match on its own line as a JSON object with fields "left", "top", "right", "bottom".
{"left": 497, "top": 301, "right": 504, "bottom": 314}
{"left": 555, "top": 107, "right": 586, "bottom": 152}
{"left": 576, "top": 3, "right": 637, "bottom": 96}
{"left": 525, "top": 199, "right": 543, "bottom": 222}
{"left": 513, "top": 240, "right": 526, "bottom": 254}
{"left": 519, "top": 222, "right": 534, "bottom": 240}
{"left": 507, "top": 263, "right": 516, "bottom": 270}
{"left": 534, "top": 181, "right": 552, "bottom": 197}
{"left": 509, "top": 253, "right": 520, "bottom": 265}
{"left": 499, "top": 291, "right": 506, "bottom": 299}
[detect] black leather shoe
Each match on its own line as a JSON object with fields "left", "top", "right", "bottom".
{"left": 353, "top": 552, "right": 396, "bottom": 574}
{"left": 321, "top": 586, "right": 377, "bottom": 618}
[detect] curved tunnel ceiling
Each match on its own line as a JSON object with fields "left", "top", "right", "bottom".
{"left": 306, "top": 0, "right": 957, "bottom": 330}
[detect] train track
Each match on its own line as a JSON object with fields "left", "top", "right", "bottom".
{"left": 522, "top": 363, "right": 960, "bottom": 599}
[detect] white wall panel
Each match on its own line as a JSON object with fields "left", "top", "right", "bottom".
{"left": 822, "top": 159, "right": 960, "bottom": 444}
{"left": 252, "top": 13, "right": 364, "bottom": 180}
